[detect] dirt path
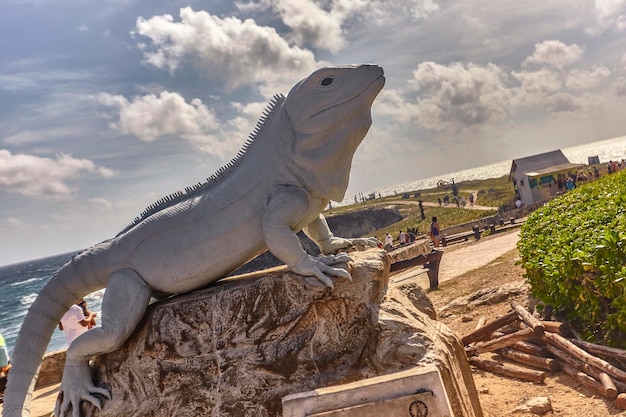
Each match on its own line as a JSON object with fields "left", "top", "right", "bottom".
{"left": 391, "top": 229, "right": 521, "bottom": 288}
{"left": 378, "top": 199, "right": 497, "bottom": 211}
{"left": 438, "top": 229, "right": 520, "bottom": 282}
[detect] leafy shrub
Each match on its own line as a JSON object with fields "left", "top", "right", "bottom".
{"left": 518, "top": 170, "right": 626, "bottom": 347}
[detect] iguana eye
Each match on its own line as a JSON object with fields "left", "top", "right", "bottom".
{"left": 320, "top": 77, "right": 334, "bottom": 87}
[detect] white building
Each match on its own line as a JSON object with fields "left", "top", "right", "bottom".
{"left": 509, "top": 150, "right": 585, "bottom": 206}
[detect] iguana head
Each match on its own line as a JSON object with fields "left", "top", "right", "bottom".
{"left": 284, "top": 64, "right": 385, "bottom": 201}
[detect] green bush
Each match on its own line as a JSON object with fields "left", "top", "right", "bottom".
{"left": 518, "top": 170, "right": 626, "bottom": 347}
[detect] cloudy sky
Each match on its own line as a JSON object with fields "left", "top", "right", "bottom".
{"left": 1, "top": 0, "right": 626, "bottom": 266}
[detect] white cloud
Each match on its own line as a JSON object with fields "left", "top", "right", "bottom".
{"left": 589, "top": 0, "right": 626, "bottom": 33}
{"left": 566, "top": 66, "right": 611, "bottom": 90}
{"left": 271, "top": 0, "right": 345, "bottom": 53}
{"left": 512, "top": 69, "right": 562, "bottom": 94}
{"left": 544, "top": 92, "right": 582, "bottom": 112}
{"left": 96, "top": 91, "right": 258, "bottom": 158}
{"left": 523, "top": 40, "right": 584, "bottom": 69}
{"left": 0, "top": 150, "right": 114, "bottom": 198}
{"left": 133, "top": 7, "right": 320, "bottom": 90}
{"left": 613, "top": 77, "right": 626, "bottom": 96}
{"left": 510, "top": 67, "right": 612, "bottom": 111}
{"left": 97, "top": 92, "right": 214, "bottom": 144}
{"left": 400, "top": 61, "right": 512, "bottom": 131}
{"left": 372, "top": 52, "right": 622, "bottom": 144}
{"left": 348, "top": 0, "right": 440, "bottom": 24}
{"left": 235, "top": 0, "right": 439, "bottom": 52}
{"left": 276, "top": 0, "right": 440, "bottom": 50}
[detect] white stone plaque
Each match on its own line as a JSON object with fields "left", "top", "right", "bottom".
{"left": 282, "top": 366, "right": 454, "bottom": 417}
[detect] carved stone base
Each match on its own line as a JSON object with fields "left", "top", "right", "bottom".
{"left": 84, "top": 249, "right": 482, "bottom": 417}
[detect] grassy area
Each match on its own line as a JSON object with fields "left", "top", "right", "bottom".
{"left": 404, "top": 175, "right": 517, "bottom": 210}
{"left": 370, "top": 205, "right": 497, "bottom": 240}
{"left": 325, "top": 175, "right": 515, "bottom": 240}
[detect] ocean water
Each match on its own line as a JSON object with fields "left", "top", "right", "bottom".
{"left": 1, "top": 135, "right": 625, "bottom": 357}
{"left": 0, "top": 251, "right": 104, "bottom": 356}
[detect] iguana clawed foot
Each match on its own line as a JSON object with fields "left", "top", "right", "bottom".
{"left": 322, "top": 236, "right": 380, "bottom": 254}
{"left": 54, "top": 360, "right": 110, "bottom": 417}
{"left": 293, "top": 253, "right": 352, "bottom": 289}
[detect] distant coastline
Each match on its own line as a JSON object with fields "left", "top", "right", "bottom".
{"left": 341, "top": 135, "right": 626, "bottom": 206}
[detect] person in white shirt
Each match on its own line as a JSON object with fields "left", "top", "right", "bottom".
{"left": 59, "top": 299, "right": 97, "bottom": 346}
{"left": 385, "top": 233, "right": 393, "bottom": 247}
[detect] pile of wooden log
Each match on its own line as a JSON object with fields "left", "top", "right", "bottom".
{"left": 463, "top": 300, "right": 626, "bottom": 409}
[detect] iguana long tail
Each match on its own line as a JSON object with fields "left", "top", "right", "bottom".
{"left": 2, "top": 246, "right": 110, "bottom": 417}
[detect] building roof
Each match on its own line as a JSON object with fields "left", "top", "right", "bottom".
{"left": 524, "top": 162, "right": 585, "bottom": 177}
{"left": 509, "top": 150, "right": 571, "bottom": 181}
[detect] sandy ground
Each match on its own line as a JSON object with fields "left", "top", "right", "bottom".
{"left": 0, "top": 230, "right": 524, "bottom": 417}
{"left": 1, "top": 382, "right": 60, "bottom": 417}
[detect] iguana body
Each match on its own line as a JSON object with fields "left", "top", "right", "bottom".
{"left": 2, "top": 64, "right": 385, "bottom": 417}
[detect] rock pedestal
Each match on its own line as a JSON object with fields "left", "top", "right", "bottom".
{"left": 35, "top": 350, "right": 65, "bottom": 389}
{"left": 85, "top": 249, "right": 482, "bottom": 417}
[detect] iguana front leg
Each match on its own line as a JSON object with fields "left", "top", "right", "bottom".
{"left": 304, "top": 214, "right": 379, "bottom": 254}
{"left": 55, "top": 269, "right": 152, "bottom": 417}
{"left": 263, "top": 185, "right": 351, "bottom": 289}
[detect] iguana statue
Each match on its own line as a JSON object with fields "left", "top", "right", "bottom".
{"left": 2, "top": 64, "right": 385, "bottom": 417}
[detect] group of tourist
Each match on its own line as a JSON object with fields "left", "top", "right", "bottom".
{"left": 607, "top": 159, "right": 625, "bottom": 174}
{"left": 398, "top": 229, "right": 418, "bottom": 245}
{"left": 555, "top": 160, "right": 624, "bottom": 194}
{"left": 438, "top": 193, "right": 475, "bottom": 208}
{"left": 383, "top": 216, "right": 442, "bottom": 250}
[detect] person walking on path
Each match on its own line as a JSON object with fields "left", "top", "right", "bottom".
{"left": 429, "top": 216, "right": 441, "bottom": 247}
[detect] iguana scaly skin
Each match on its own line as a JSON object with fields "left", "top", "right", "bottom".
{"left": 2, "top": 64, "right": 385, "bottom": 417}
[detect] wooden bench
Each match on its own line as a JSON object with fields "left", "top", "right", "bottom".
{"left": 441, "top": 230, "right": 478, "bottom": 246}
{"left": 389, "top": 249, "right": 444, "bottom": 290}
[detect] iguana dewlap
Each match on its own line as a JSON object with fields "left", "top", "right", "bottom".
{"left": 2, "top": 64, "right": 384, "bottom": 417}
